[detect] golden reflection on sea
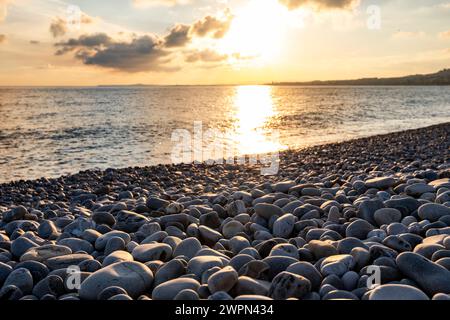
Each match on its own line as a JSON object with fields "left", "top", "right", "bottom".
{"left": 229, "top": 85, "right": 286, "bottom": 156}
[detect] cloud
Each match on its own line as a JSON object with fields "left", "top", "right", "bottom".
{"left": 0, "top": 0, "right": 13, "bottom": 22}
{"left": 54, "top": 9, "right": 235, "bottom": 72}
{"left": 185, "top": 49, "right": 228, "bottom": 62}
{"left": 49, "top": 13, "right": 95, "bottom": 38}
{"left": 133, "top": 0, "right": 191, "bottom": 7}
{"left": 190, "top": 9, "right": 233, "bottom": 39}
{"left": 55, "top": 33, "right": 174, "bottom": 72}
{"left": 50, "top": 18, "right": 67, "bottom": 38}
{"left": 439, "top": 30, "right": 450, "bottom": 39}
{"left": 0, "top": 34, "right": 6, "bottom": 43}
{"left": 164, "top": 24, "right": 191, "bottom": 47}
{"left": 279, "top": 0, "right": 359, "bottom": 10}
{"left": 163, "top": 10, "right": 233, "bottom": 47}
{"left": 392, "top": 31, "right": 426, "bottom": 39}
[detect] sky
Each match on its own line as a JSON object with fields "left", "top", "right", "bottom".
{"left": 0, "top": 0, "right": 449, "bottom": 85}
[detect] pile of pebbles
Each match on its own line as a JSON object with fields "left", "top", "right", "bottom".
{"left": 0, "top": 123, "right": 449, "bottom": 300}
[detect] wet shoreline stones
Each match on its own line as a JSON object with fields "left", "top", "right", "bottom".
{"left": 0, "top": 123, "right": 449, "bottom": 300}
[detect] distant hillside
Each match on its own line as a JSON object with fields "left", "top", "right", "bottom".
{"left": 271, "top": 69, "right": 450, "bottom": 86}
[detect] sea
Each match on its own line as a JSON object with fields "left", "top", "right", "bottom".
{"left": 1, "top": 85, "right": 449, "bottom": 182}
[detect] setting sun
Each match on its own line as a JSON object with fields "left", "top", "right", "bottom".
{"left": 219, "top": 0, "right": 289, "bottom": 65}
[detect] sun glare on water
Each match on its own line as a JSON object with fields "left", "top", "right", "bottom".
{"left": 229, "top": 86, "right": 285, "bottom": 155}
{"left": 219, "top": 0, "right": 290, "bottom": 65}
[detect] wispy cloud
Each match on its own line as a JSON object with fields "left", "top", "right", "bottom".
{"left": 49, "top": 13, "right": 95, "bottom": 38}
{"left": 0, "top": 0, "right": 13, "bottom": 22}
{"left": 132, "top": 0, "right": 192, "bottom": 7}
{"left": 439, "top": 30, "right": 450, "bottom": 39}
{"left": 392, "top": 31, "right": 426, "bottom": 39}
{"left": 278, "top": 0, "right": 359, "bottom": 11}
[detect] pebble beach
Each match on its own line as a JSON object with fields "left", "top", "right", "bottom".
{"left": 0, "top": 122, "right": 450, "bottom": 301}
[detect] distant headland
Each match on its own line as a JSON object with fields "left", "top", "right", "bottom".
{"left": 269, "top": 69, "right": 450, "bottom": 86}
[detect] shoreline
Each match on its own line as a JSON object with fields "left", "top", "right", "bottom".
{"left": 0, "top": 122, "right": 449, "bottom": 300}
{"left": 1, "top": 121, "right": 448, "bottom": 188}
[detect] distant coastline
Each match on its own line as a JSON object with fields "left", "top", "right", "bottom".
{"left": 268, "top": 69, "right": 450, "bottom": 86}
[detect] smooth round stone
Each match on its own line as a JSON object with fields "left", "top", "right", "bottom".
{"left": 432, "top": 293, "right": 450, "bottom": 300}
{"left": 92, "top": 211, "right": 116, "bottom": 226}
{"left": 95, "top": 231, "right": 131, "bottom": 251}
{"left": 154, "top": 259, "right": 186, "bottom": 286}
{"left": 11, "top": 237, "right": 38, "bottom": 258}
{"left": 152, "top": 278, "right": 200, "bottom": 300}
{"left": 20, "top": 244, "right": 72, "bottom": 263}
{"left": 79, "top": 261, "right": 154, "bottom": 300}
{"left": 254, "top": 203, "right": 283, "bottom": 220}
{"left": 342, "top": 271, "right": 359, "bottom": 291}
{"left": 273, "top": 214, "right": 296, "bottom": 238}
{"left": 405, "top": 183, "right": 435, "bottom": 197}
{"left": 3, "top": 206, "right": 27, "bottom": 222}
{"left": 98, "top": 286, "right": 128, "bottom": 300}
{"left": 286, "top": 262, "right": 322, "bottom": 290}
{"left": 429, "top": 178, "right": 450, "bottom": 189}
{"left": 229, "top": 254, "right": 255, "bottom": 272}
{"left": 337, "top": 237, "right": 368, "bottom": 254}
{"left": 102, "top": 250, "right": 133, "bottom": 267}
{"left": 262, "top": 256, "right": 298, "bottom": 280}
{"left": 418, "top": 203, "right": 450, "bottom": 222}
{"left": 445, "top": 237, "right": 450, "bottom": 250}
{"left": 365, "top": 177, "right": 396, "bottom": 189}
{"left": 32, "top": 275, "right": 65, "bottom": 299}
{"left": 273, "top": 181, "right": 296, "bottom": 193}
{"left": 226, "top": 200, "right": 246, "bottom": 217}
{"left": 147, "top": 197, "right": 169, "bottom": 210}
{"left": 79, "top": 259, "right": 102, "bottom": 272}
{"left": 369, "top": 284, "right": 429, "bottom": 300}
{"left": 198, "top": 225, "right": 223, "bottom": 246}
{"left": 108, "top": 294, "right": 133, "bottom": 300}
{"left": 37, "top": 220, "right": 58, "bottom": 239}
{"left": 0, "top": 285, "right": 23, "bottom": 300}
{"left": 14, "top": 260, "right": 49, "bottom": 283}
{"left": 222, "top": 220, "right": 244, "bottom": 239}
{"left": 320, "top": 255, "right": 355, "bottom": 277}
{"left": 187, "top": 256, "right": 225, "bottom": 279}
{"left": 45, "top": 253, "right": 93, "bottom": 270}
{"left": 58, "top": 238, "right": 94, "bottom": 254}
{"left": 3, "top": 268, "right": 33, "bottom": 294}
{"left": 308, "top": 240, "right": 338, "bottom": 259}
{"left": 174, "top": 289, "right": 200, "bottom": 300}
{"left": 235, "top": 295, "right": 273, "bottom": 300}
{"left": 346, "top": 219, "right": 374, "bottom": 240}
{"left": 238, "top": 260, "right": 270, "bottom": 280}
{"left": 0, "top": 262, "right": 13, "bottom": 284}
{"left": 270, "top": 243, "right": 299, "bottom": 259}
{"left": 374, "top": 208, "right": 402, "bottom": 227}
{"left": 232, "top": 276, "right": 270, "bottom": 296}
{"left": 436, "top": 257, "right": 450, "bottom": 270}
{"left": 208, "top": 266, "right": 238, "bottom": 293}
{"left": 173, "top": 237, "right": 202, "bottom": 260}
{"left": 104, "top": 237, "right": 126, "bottom": 255}
{"left": 322, "top": 290, "right": 358, "bottom": 300}
{"left": 414, "top": 243, "right": 445, "bottom": 259}
{"left": 382, "top": 236, "right": 412, "bottom": 252}
{"left": 397, "top": 252, "right": 450, "bottom": 295}
{"left": 229, "top": 236, "right": 250, "bottom": 255}
{"left": 269, "top": 271, "right": 311, "bottom": 300}
{"left": 132, "top": 243, "right": 172, "bottom": 262}
{"left": 208, "top": 291, "right": 232, "bottom": 300}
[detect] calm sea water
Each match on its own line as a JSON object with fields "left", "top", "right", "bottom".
{"left": 1, "top": 85, "right": 450, "bottom": 182}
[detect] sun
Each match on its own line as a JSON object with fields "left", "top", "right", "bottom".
{"left": 218, "top": 0, "right": 289, "bottom": 65}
